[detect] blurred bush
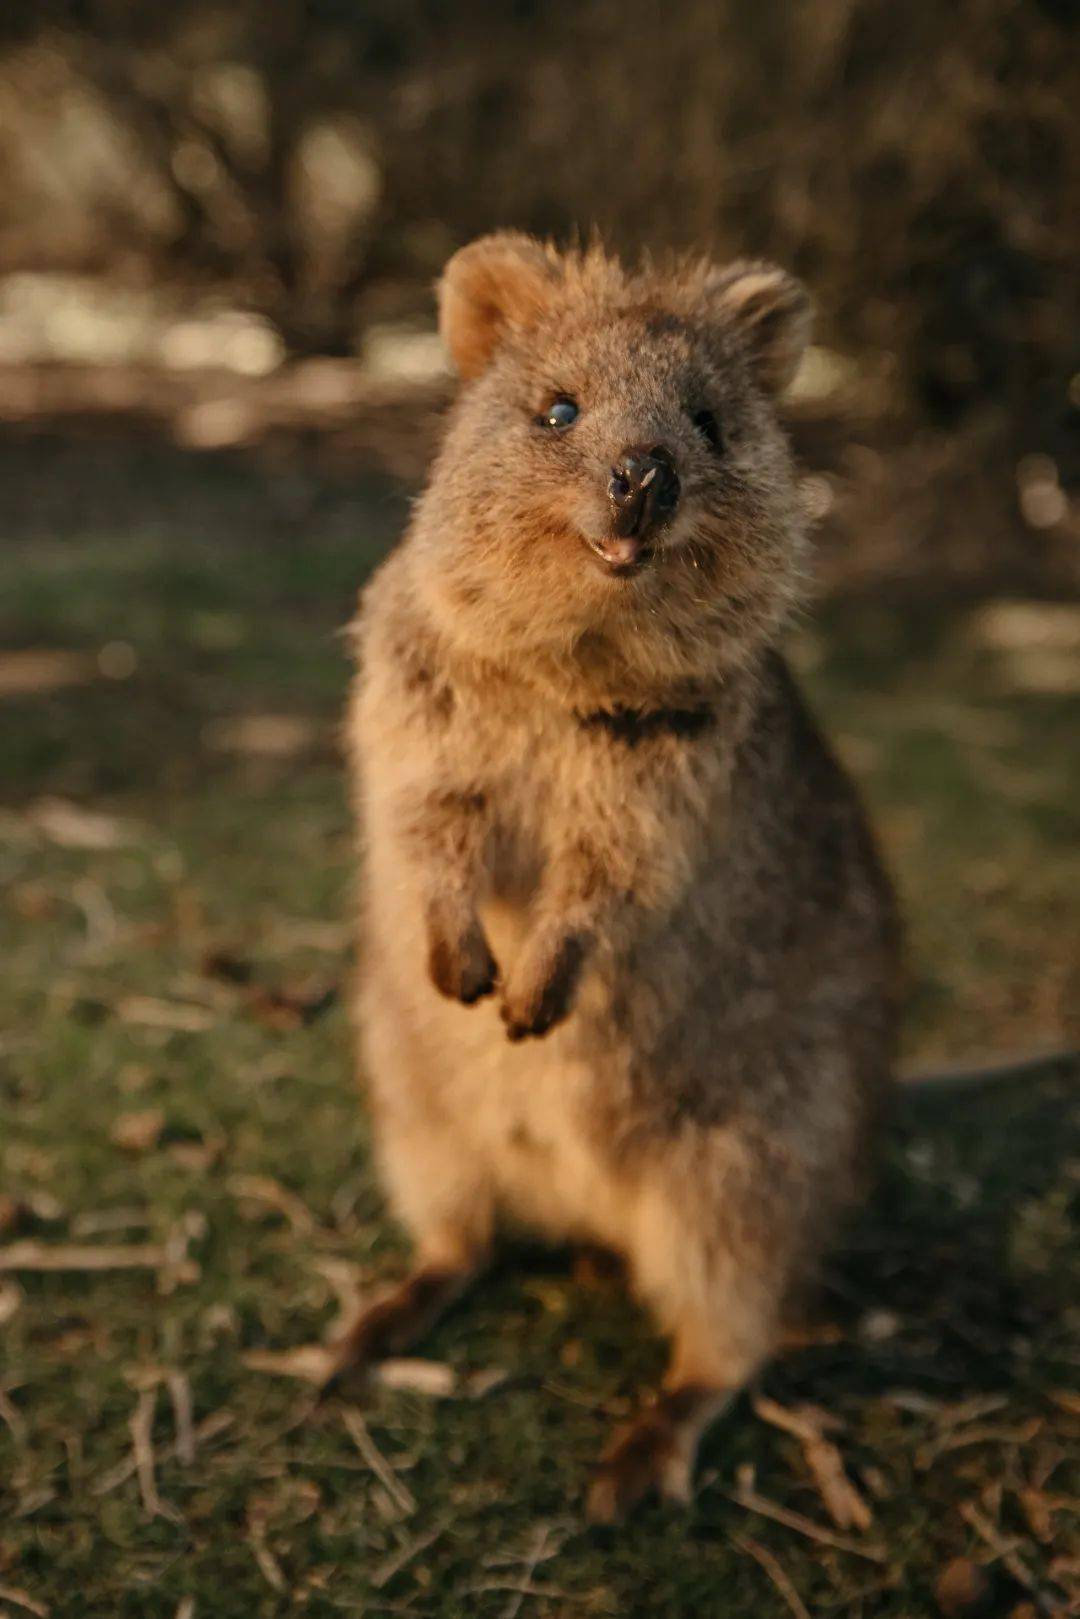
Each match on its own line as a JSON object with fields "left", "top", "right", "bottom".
{"left": 0, "top": 2, "right": 1076, "bottom": 484}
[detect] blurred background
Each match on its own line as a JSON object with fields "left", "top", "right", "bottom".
{"left": 1, "top": 0, "right": 1077, "bottom": 585}
{"left": 2, "top": 6, "right": 1080, "bottom": 1611}
{"left": 3, "top": 0, "right": 1079, "bottom": 1059}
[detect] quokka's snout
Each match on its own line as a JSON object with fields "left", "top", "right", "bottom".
{"left": 594, "top": 443, "right": 681, "bottom": 571}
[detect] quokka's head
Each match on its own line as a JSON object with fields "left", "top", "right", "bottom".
{"left": 415, "top": 233, "right": 813, "bottom": 676}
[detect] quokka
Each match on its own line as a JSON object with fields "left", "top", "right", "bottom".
{"left": 335, "top": 233, "right": 900, "bottom": 1520}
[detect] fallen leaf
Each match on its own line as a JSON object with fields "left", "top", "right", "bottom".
{"left": 803, "top": 1437, "right": 874, "bottom": 1532}
{"left": 374, "top": 1358, "right": 509, "bottom": 1399}
{"left": 1017, "top": 1486, "right": 1055, "bottom": 1544}
{"left": 203, "top": 714, "right": 321, "bottom": 758}
{"left": 935, "top": 1557, "right": 990, "bottom": 1615}
{"left": 167, "top": 1138, "right": 222, "bottom": 1172}
{"left": 0, "top": 649, "right": 95, "bottom": 698}
{"left": 242, "top": 1345, "right": 336, "bottom": 1383}
{"left": 0, "top": 1240, "right": 170, "bottom": 1273}
{"left": 753, "top": 1394, "right": 871, "bottom": 1531}
{"left": 243, "top": 980, "right": 337, "bottom": 1030}
{"left": 0, "top": 1278, "right": 23, "bottom": 1325}
{"left": 0, "top": 1581, "right": 50, "bottom": 1618}
{"left": 29, "top": 797, "right": 138, "bottom": 850}
{"left": 116, "top": 996, "right": 219, "bottom": 1032}
{"left": 110, "top": 1109, "right": 166, "bottom": 1153}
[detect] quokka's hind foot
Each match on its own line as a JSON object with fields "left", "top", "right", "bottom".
{"left": 319, "top": 1261, "right": 475, "bottom": 1395}
{"left": 586, "top": 1384, "right": 732, "bottom": 1523}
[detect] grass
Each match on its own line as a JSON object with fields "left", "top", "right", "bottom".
{"left": 1, "top": 429, "right": 1078, "bottom": 1617}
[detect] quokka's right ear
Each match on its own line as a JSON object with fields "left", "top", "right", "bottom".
{"left": 698, "top": 260, "right": 812, "bottom": 398}
{"left": 438, "top": 233, "right": 562, "bottom": 380}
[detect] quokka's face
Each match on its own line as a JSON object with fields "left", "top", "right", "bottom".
{"left": 424, "top": 235, "right": 813, "bottom": 653}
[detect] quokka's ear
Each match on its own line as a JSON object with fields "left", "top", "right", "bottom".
{"left": 701, "top": 260, "right": 812, "bottom": 397}
{"left": 438, "top": 232, "right": 562, "bottom": 380}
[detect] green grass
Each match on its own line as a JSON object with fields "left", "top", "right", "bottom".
{"left": 1, "top": 431, "right": 1078, "bottom": 1617}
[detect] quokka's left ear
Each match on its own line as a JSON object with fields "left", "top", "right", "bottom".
{"left": 700, "top": 261, "right": 812, "bottom": 397}
{"left": 437, "top": 232, "right": 563, "bottom": 382}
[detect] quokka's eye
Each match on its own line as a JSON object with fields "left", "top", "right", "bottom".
{"left": 692, "top": 407, "right": 723, "bottom": 453}
{"left": 538, "top": 396, "right": 579, "bottom": 430}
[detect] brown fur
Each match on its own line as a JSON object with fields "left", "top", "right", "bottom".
{"left": 338, "top": 234, "right": 900, "bottom": 1515}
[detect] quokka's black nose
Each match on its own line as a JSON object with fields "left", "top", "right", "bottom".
{"left": 607, "top": 446, "right": 680, "bottom": 539}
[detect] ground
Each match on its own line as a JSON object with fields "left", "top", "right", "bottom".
{"left": 1, "top": 428, "right": 1078, "bottom": 1618}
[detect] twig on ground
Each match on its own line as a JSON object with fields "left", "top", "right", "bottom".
{"left": 752, "top": 1393, "right": 872, "bottom": 1531}
{"left": 0, "top": 1585, "right": 49, "bottom": 1618}
{"left": 958, "top": 1500, "right": 1038, "bottom": 1593}
{"left": 92, "top": 1409, "right": 233, "bottom": 1496}
{"left": 228, "top": 1173, "right": 320, "bottom": 1235}
{"left": 167, "top": 1371, "right": 195, "bottom": 1466}
{"left": 918, "top": 1417, "right": 1043, "bottom": 1471}
{"left": 465, "top": 1581, "right": 580, "bottom": 1603}
{"left": 70, "top": 1208, "right": 152, "bottom": 1236}
{"left": 0, "top": 1386, "right": 27, "bottom": 1443}
{"left": 726, "top": 1468, "right": 887, "bottom": 1563}
{"left": 732, "top": 1533, "right": 812, "bottom": 1619}
{"left": 372, "top": 1512, "right": 453, "bottom": 1590}
{"left": 500, "top": 1523, "right": 563, "bottom": 1619}
{"left": 802, "top": 1438, "right": 874, "bottom": 1532}
{"left": 131, "top": 1387, "right": 166, "bottom": 1519}
{"left": 752, "top": 1393, "right": 844, "bottom": 1441}
{"left": 243, "top": 1344, "right": 336, "bottom": 1384}
{"left": 0, "top": 1240, "right": 170, "bottom": 1272}
{"left": 373, "top": 1357, "right": 511, "bottom": 1401}
{"left": 341, "top": 1407, "right": 416, "bottom": 1516}
{"left": 248, "top": 1526, "right": 286, "bottom": 1592}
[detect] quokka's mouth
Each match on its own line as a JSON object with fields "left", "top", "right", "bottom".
{"left": 584, "top": 534, "right": 655, "bottom": 577}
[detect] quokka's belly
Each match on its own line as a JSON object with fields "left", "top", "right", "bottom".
{"left": 378, "top": 985, "right": 637, "bottom": 1248}
{"left": 361, "top": 884, "right": 642, "bottom": 1248}
{"left": 470, "top": 1034, "right": 639, "bottom": 1247}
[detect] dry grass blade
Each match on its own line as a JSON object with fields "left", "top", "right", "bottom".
{"left": 803, "top": 1438, "right": 874, "bottom": 1532}
{"left": 249, "top": 1527, "right": 286, "bottom": 1592}
{"left": 918, "top": 1417, "right": 1043, "bottom": 1471}
{"left": 0, "top": 1278, "right": 23, "bottom": 1326}
{"left": 752, "top": 1393, "right": 872, "bottom": 1531}
{"left": 372, "top": 1357, "right": 510, "bottom": 1400}
{"left": 130, "top": 1388, "right": 164, "bottom": 1519}
{"left": 341, "top": 1407, "right": 416, "bottom": 1516}
{"left": 0, "top": 1240, "right": 170, "bottom": 1272}
{"left": 752, "top": 1393, "right": 843, "bottom": 1442}
{"left": 0, "top": 1586, "right": 50, "bottom": 1618}
{"left": 958, "top": 1501, "right": 1038, "bottom": 1594}
{"left": 115, "top": 996, "right": 219, "bottom": 1032}
{"left": 0, "top": 1386, "right": 28, "bottom": 1443}
{"left": 228, "top": 1173, "right": 321, "bottom": 1234}
{"left": 372, "top": 1512, "right": 452, "bottom": 1590}
{"left": 92, "top": 1409, "right": 234, "bottom": 1496}
{"left": 500, "top": 1524, "right": 566, "bottom": 1619}
{"left": 732, "top": 1533, "right": 811, "bottom": 1619}
{"left": 1017, "top": 1486, "right": 1055, "bottom": 1545}
{"left": 727, "top": 1473, "right": 887, "bottom": 1562}
{"left": 242, "top": 1344, "right": 336, "bottom": 1384}
{"left": 167, "top": 1371, "right": 195, "bottom": 1466}
{"left": 0, "top": 649, "right": 95, "bottom": 697}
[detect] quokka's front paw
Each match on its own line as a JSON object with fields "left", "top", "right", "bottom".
{"left": 499, "top": 931, "right": 586, "bottom": 1041}
{"left": 427, "top": 919, "right": 498, "bottom": 1005}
